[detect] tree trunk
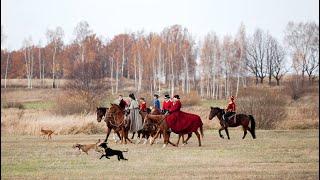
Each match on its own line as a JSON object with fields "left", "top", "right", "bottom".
{"left": 4, "top": 53, "right": 10, "bottom": 89}
{"left": 52, "top": 46, "right": 56, "bottom": 88}
{"left": 116, "top": 59, "right": 119, "bottom": 94}
{"left": 111, "top": 57, "right": 114, "bottom": 94}
{"left": 138, "top": 51, "right": 142, "bottom": 92}
{"left": 121, "top": 39, "right": 125, "bottom": 77}
{"left": 170, "top": 53, "right": 174, "bottom": 97}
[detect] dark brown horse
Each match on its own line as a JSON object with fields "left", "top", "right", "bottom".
{"left": 208, "top": 107, "right": 256, "bottom": 139}
{"left": 144, "top": 114, "right": 203, "bottom": 148}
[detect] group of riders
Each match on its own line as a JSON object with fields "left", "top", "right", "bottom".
{"left": 111, "top": 93, "right": 237, "bottom": 142}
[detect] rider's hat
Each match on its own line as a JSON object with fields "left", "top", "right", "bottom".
{"left": 173, "top": 95, "right": 180, "bottom": 99}
{"left": 164, "top": 94, "right": 170, "bottom": 99}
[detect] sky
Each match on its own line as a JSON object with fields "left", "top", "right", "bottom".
{"left": 1, "top": 0, "right": 319, "bottom": 51}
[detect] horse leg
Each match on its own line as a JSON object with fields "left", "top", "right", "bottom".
{"left": 242, "top": 126, "right": 248, "bottom": 139}
{"left": 184, "top": 133, "right": 192, "bottom": 144}
{"left": 176, "top": 134, "right": 182, "bottom": 146}
{"left": 116, "top": 131, "right": 121, "bottom": 143}
{"left": 165, "top": 132, "right": 176, "bottom": 147}
{"left": 104, "top": 127, "right": 112, "bottom": 142}
{"left": 194, "top": 131, "right": 201, "bottom": 146}
{"left": 151, "top": 129, "right": 161, "bottom": 145}
{"left": 225, "top": 128, "right": 230, "bottom": 140}
{"left": 131, "top": 132, "right": 135, "bottom": 139}
{"left": 125, "top": 129, "right": 133, "bottom": 144}
{"left": 218, "top": 128, "right": 224, "bottom": 139}
{"left": 247, "top": 127, "right": 255, "bottom": 139}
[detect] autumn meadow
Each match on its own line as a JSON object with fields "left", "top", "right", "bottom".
{"left": 1, "top": 0, "right": 319, "bottom": 179}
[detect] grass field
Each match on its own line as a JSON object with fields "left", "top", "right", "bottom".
{"left": 1, "top": 129, "right": 318, "bottom": 179}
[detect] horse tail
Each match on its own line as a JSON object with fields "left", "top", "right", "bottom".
{"left": 248, "top": 115, "right": 256, "bottom": 139}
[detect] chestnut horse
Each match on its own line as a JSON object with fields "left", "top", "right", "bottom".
{"left": 144, "top": 114, "right": 204, "bottom": 148}
{"left": 130, "top": 107, "right": 161, "bottom": 140}
{"left": 208, "top": 107, "right": 256, "bottom": 139}
{"left": 96, "top": 107, "right": 121, "bottom": 142}
{"left": 96, "top": 104, "right": 132, "bottom": 144}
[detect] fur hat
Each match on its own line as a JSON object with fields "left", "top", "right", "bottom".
{"left": 173, "top": 95, "right": 180, "bottom": 99}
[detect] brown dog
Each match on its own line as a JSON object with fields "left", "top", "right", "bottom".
{"left": 73, "top": 139, "right": 104, "bottom": 155}
{"left": 40, "top": 128, "right": 56, "bottom": 139}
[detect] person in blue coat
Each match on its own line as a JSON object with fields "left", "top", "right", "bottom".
{"left": 153, "top": 94, "right": 160, "bottom": 111}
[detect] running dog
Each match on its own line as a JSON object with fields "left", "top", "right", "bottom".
{"left": 40, "top": 128, "right": 56, "bottom": 139}
{"left": 98, "top": 142, "right": 128, "bottom": 161}
{"left": 73, "top": 139, "right": 104, "bottom": 155}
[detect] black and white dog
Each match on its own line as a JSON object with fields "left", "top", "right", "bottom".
{"left": 98, "top": 142, "right": 128, "bottom": 161}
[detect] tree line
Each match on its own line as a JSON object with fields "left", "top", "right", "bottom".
{"left": 1, "top": 21, "right": 319, "bottom": 99}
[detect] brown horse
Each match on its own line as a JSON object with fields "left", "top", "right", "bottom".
{"left": 96, "top": 104, "right": 132, "bottom": 144}
{"left": 107, "top": 104, "right": 133, "bottom": 144}
{"left": 96, "top": 107, "right": 121, "bottom": 142}
{"left": 130, "top": 107, "right": 161, "bottom": 140}
{"left": 208, "top": 107, "right": 256, "bottom": 139}
{"left": 144, "top": 114, "right": 203, "bottom": 147}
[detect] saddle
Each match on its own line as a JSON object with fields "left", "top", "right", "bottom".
{"left": 227, "top": 114, "right": 237, "bottom": 124}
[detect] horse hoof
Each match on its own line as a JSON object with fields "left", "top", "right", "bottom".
{"left": 162, "top": 144, "right": 167, "bottom": 148}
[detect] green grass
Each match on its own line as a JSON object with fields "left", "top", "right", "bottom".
{"left": 200, "top": 99, "right": 227, "bottom": 108}
{"left": 1, "top": 129, "right": 319, "bottom": 179}
{"left": 22, "top": 101, "right": 55, "bottom": 110}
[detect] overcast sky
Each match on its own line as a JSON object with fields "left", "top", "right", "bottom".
{"left": 1, "top": 0, "right": 319, "bottom": 50}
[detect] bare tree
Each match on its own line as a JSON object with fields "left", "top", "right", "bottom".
{"left": 271, "top": 40, "right": 288, "bottom": 85}
{"left": 23, "top": 37, "right": 34, "bottom": 88}
{"left": 74, "top": 21, "right": 92, "bottom": 63}
{"left": 284, "top": 22, "right": 319, "bottom": 84}
{"left": 246, "top": 29, "right": 268, "bottom": 84}
{"left": 46, "top": 27, "right": 64, "bottom": 88}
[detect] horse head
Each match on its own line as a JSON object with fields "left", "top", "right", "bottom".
{"left": 109, "top": 103, "right": 122, "bottom": 114}
{"left": 209, "top": 107, "right": 223, "bottom": 120}
{"left": 96, "top": 107, "right": 108, "bottom": 122}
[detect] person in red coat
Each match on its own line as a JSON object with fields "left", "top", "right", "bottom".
{"left": 165, "top": 95, "right": 203, "bottom": 134}
{"left": 222, "top": 96, "right": 236, "bottom": 124}
{"left": 162, "top": 94, "right": 173, "bottom": 114}
{"left": 139, "top": 97, "right": 147, "bottom": 112}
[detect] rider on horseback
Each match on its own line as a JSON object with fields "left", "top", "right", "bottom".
{"left": 153, "top": 94, "right": 161, "bottom": 112}
{"left": 162, "top": 94, "right": 173, "bottom": 114}
{"left": 139, "top": 97, "right": 147, "bottom": 112}
{"left": 222, "top": 96, "right": 236, "bottom": 125}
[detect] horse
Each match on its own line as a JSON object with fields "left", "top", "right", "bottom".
{"left": 107, "top": 104, "right": 133, "bottom": 144}
{"left": 96, "top": 107, "right": 122, "bottom": 142}
{"left": 96, "top": 104, "right": 132, "bottom": 144}
{"left": 144, "top": 114, "right": 204, "bottom": 148}
{"left": 208, "top": 107, "right": 256, "bottom": 140}
{"left": 130, "top": 107, "right": 163, "bottom": 140}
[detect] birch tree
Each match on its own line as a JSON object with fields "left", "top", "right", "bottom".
{"left": 46, "top": 27, "right": 64, "bottom": 88}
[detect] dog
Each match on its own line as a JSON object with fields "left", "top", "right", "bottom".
{"left": 73, "top": 139, "right": 104, "bottom": 155}
{"left": 98, "top": 142, "right": 128, "bottom": 161}
{"left": 40, "top": 128, "right": 56, "bottom": 139}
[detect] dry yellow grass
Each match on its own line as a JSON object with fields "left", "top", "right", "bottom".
{"left": 1, "top": 130, "right": 318, "bottom": 179}
{"left": 1, "top": 109, "right": 105, "bottom": 136}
